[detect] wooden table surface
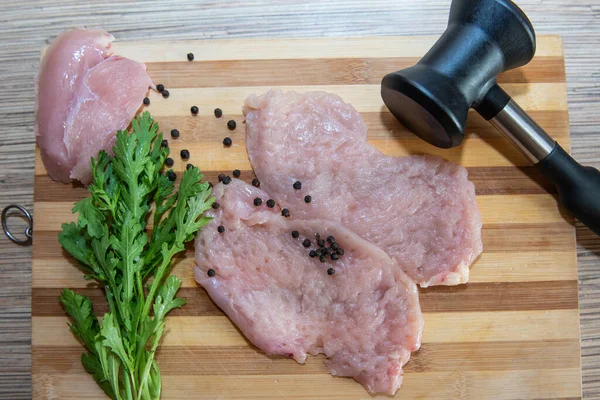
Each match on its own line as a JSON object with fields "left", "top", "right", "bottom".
{"left": 1, "top": 1, "right": 599, "bottom": 399}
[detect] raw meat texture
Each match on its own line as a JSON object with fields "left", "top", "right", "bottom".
{"left": 35, "top": 28, "right": 152, "bottom": 184}
{"left": 244, "top": 90, "right": 482, "bottom": 287}
{"left": 194, "top": 179, "right": 423, "bottom": 394}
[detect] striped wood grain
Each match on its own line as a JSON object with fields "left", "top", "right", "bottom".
{"left": 31, "top": 35, "right": 581, "bottom": 399}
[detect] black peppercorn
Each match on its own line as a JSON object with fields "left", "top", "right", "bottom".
{"left": 327, "top": 236, "right": 335, "bottom": 244}
{"left": 143, "top": 97, "right": 150, "bottom": 106}
{"left": 186, "top": 163, "right": 194, "bottom": 170}
{"left": 252, "top": 178, "right": 260, "bottom": 187}
{"left": 331, "top": 242, "right": 339, "bottom": 251}
{"left": 317, "top": 239, "right": 325, "bottom": 247}
{"left": 293, "top": 181, "right": 302, "bottom": 190}
{"left": 214, "top": 108, "right": 223, "bottom": 118}
{"left": 156, "top": 84, "right": 165, "bottom": 92}
{"left": 217, "top": 225, "right": 225, "bottom": 233}
{"left": 162, "top": 89, "right": 170, "bottom": 98}
{"left": 218, "top": 174, "right": 225, "bottom": 182}
{"left": 223, "top": 137, "right": 232, "bottom": 146}
{"left": 190, "top": 105, "right": 198, "bottom": 115}
{"left": 331, "top": 253, "right": 339, "bottom": 261}
{"left": 336, "top": 248, "right": 344, "bottom": 256}
{"left": 207, "top": 268, "right": 215, "bottom": 277}
{"left": 180, "top": 149, "right": 190, "bottom": 160}
{"left": 253, "top": 197, "right": 263, "bottom": 206}
{"left": 161, "top": 139, "right": 168, "bottom": 147}
{"left": 227, "top": 120, "right": 236, "bottom": 130}
{"left": 165, "top": 157, "right": 174, "bottom": 167}
{"left": 282, "top": 208, "right": 290, "bottom": 218}
{"left": 171, "top": 129, "right": 180, "bottom": 138}
{"left": 212, "top": 202, "right": 220, "bottom": 209}
{"left": 319, "top": 255, "right": 327, "bottom": 263}
{"left": 327, "top": 268, "right": 335, "bottom": 275}
{"left": 167, "top": 170, "right": 176, "bottom": 181}
{"left": 304, "top": 195, "right": 312, "bottom": 203}
{"left": 266, "top": 199, "right": 275, "bottom": 208}
{"left": 292, "top": 230, "right": 300, "bottom": 238}
{"left": 309, "top": 250, "right": 317, "bottom": 258}
{"left": 187, "top": 52, "right": 194, "bottom": 61}
{"left": 222, "top": 176, "right": 232, "bottom": 185}
{"left": 302, "top": 239, "right": 311, "bottom": 248}
{"left": 232, "top": 169, "right": 241, "bottom": 178}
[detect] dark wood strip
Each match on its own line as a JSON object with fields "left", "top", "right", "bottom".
{"left": 33, "top": 165, "right": 556, "bottom": 202}
{"left": 31, "top": 222, "right": 575, "bottom": 261}
{"left": 146, "top": 57, "right": 565, "bottom": 88}
{"left": 32, "top": 339, "right": 580, "bottom": 375}
{"left": 32, "top": 280, "right": 578, "bottom": 317}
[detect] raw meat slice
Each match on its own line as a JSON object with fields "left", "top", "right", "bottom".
{"left": 244, "top": 90, "right": 482, "bottom": 287}
{"left": 35, "top": 28, "right": 152, "bottom": 184}
{"left": 194, "top": 179, "right": 423, "bottom": 394}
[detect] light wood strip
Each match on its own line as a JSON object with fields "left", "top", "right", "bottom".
{"left": 111, "top": 36, "right": 564, "bottom": 63}
{"left": 31, "top": 250, "right": 577, "bottom": 288}
{"left": 32, "top": 310, "right": 581, "bottom": 347}
{"left": 141, "top": 83, "right": 567, "bottom": 117}
{"left": 32, "top": 369, "right": 583, "bottom": 400}
{"left": 31, "top": 194, "right": 572, "bottom": 233}
{"left": 31, "top": 339, "right": 581, "bottom": 375}
{"left": 145, "top": 56, "right": 565, "bottom": 88}
{"left": 31, "top": 281, "right": 579, "bottom": 317}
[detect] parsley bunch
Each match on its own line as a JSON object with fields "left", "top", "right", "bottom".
{"left": 58, "top": 112, "right": 213, "bottom": 399}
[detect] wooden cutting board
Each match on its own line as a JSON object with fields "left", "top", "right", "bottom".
{"left": 31, "top": 36, "right": 581, "bottom": 399}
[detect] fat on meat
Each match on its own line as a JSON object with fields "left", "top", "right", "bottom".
{"left": 194, "top": 179, "right": 423, "bottom": 394}
{"left": 35, "top": 28, "right": 152, "bottom": 184}
{"left": 244, "top": 90, "right": 483, "bottom": 287}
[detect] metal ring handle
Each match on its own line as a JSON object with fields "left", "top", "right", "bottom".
{"left": 2, "top": 204, "right": 33, "bottom": 245}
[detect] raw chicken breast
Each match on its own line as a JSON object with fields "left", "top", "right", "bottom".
{"left": 245, "top": 90, "right": 482, "bottom": 287}
{"left": 194, "top": 179, "right": 423, "bottom": 394}
{"left": 35, "top": 28, "right": 152, "bottom": 184}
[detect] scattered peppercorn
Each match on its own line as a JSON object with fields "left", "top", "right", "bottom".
{"left": 190, "top": 105, "right": 198, "bottom": 115}
{"left": 317, "top": 239, "right": 325, "bottom": 247}
{"left": 282, "top": 208, "right": 290, "bottom": 218}
{"left": 162, "top": 89, "right": 170, "bottom": 98}
{"left": 207, "top": 268, "right": 215, "bottom": 277}
{"left": 212, "top": 202, "right": 220, "bottom": 209}
{"left": 331, "top": 253, "right": 339, "bottom": 261}
{"left": 252, "top": 178, "right": 260, "bottom": 187}
{"left": 222, "top": 176, "right": 232, "bottom": 185}
{"left": 186, "top": 163, "right": 194, "bottom": 170}
{"left": 253, "top": 197, "right": 263, "bottom": 206}
{"left": 327, "top": 268, "right": 335, "bottom": 275}
{"left": 266, "top": 199, "right": 275, "bottom": 208}
{"left": 327, "top": 236, "right": 335, "bottom": 244}
{"left": 304, "top": 195, "right": 312, "bottom": 203}
{"left": 330, "top": 242, "right": 339, "bottom": 251}
{"left": 187, "top": 52, "right": 194, "bottom": 61}
{"left": 143, "top": 97, "right": 150, "bottom": 106}
{"left": 302, "top": 239, "right": 311, "bottom": 248}
{"left": 227, "top": 120, "right": 236, "bottom": 130}
{"left": 156, "top": 84, "right": 165, "bottom": 92}
{"left": 167, "top": 170, "right": 176, "bottom": 181}
{"left": 214, "top": 108, "right": 223, "bottom": 118}
{"left": 161, "top": 139, "right": 168, "bottom": 147}
{"left": 291, "top": 230, "right": 300, "bottom": 238}
{"left": 293, "top": 181, "right": 302, "bottom": 190}
{"left": 165, "top": 157, "right": 174, "bottom": 167}
{"left": 336, "top": 248, "right": 344, "bottom": 256}
{"left": 309, "top": 250, "right": 317, "bottom": 258}
{"left": 180, "top": 149, "right": 190, "bottom": 160}
{"left": 322, "top": 248, "right": 331, "bottom": 255}
{"left": 319, "top": 255, "right": 327, "bottom": 263}
{"left": 171, "top": 129, "right": 180, "bottom": 138}
{"left": 232, "top": 169, "right": 241, "bottom": 178}
{"left": 315, "top": 233, "right": 321, "bottom": 240}
{"left": 217, "top": 225, "right": 225, "bottom": 233}
{"left": 218, "top": 174, "right": 225, "bottom": 182}
{"left": 223, "top": 137, "right": 232, "bottom": 146}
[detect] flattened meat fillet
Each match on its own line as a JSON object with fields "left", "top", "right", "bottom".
{"left": 244, "top": 90, "right": 483, "bottom": 287}
{"left": 194, "top": 179, "right": 423, "bottom": 394}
